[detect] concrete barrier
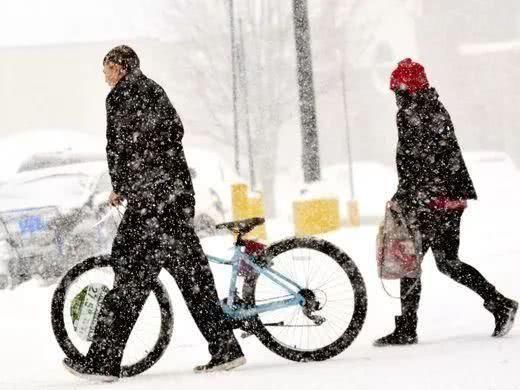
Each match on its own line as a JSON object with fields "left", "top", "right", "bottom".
{"left": 231, "top": 183, "right": 267, "bottom": 240}
{"left": 293, "top": 198, "right": 340, "bottom": 236}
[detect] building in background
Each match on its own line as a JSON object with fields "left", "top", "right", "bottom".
{"left": 415, "top": 0, "right": 520, "bottom": 165}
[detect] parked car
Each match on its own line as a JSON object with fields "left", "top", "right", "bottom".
{"left": 16, "top": 150, "right": 106, "bottom": 173}
{"left": 0, "top": 129, "right": 105, "bottom": 183}
{"left": 0, "top": 148, "right": 234, "bottom": 287}
{"left": 0, "top": 161, "right": 117, "bottom": 288}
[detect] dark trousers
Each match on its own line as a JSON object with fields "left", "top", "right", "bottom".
{"left": 85, "top": 196, "right": 241, "bottom": 375}
{"left": 400, "top": 208, "right": 498, "bottom": 324}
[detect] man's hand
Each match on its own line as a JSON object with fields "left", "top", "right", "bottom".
{"left": 108, "top": 191, "right": 124, "bottom": 207}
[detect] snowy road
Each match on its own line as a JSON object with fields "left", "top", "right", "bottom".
{"left": 0, "top": 207, "right": 518, "bottom": 390}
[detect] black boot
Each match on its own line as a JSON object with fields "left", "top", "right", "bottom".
{"left": 373, "top": 315, "right": 418, "bottom": 347}
{"left": 484, "top": 296, "right": 518, "bottom": 337}
{"left": 62, "top": 358, "right": 119, "bottom": 382}
{"left": 194, "top": 341, "right": 246, "bottom": 373}
{"left": 193, "top": 349, "right": 246, "bottom": 373}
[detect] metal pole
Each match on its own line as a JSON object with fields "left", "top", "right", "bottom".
{"left": 238, "top": 19, "right": 256, "bottom": 190}
{"left": 292, "top": 0, "right": 320, "bottom": 183}
{"left": 339, "top": 50, "right": 355, "bottom": 199}
{"left": 228, "top": 0, "right": 240, "bottom": 175}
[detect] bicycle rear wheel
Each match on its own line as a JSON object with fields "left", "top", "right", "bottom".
{"left": 242, "top": 237, "right": 367, "bottom": 362}
{"left": 51, "top": 255, "right": 174, "bottom": 377}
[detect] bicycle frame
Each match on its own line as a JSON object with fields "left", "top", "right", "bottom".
{"left": 207, "top": 246, "right": 306, "bottom": 320}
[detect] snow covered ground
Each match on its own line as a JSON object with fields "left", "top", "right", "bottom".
{"left": 0, "top": 202, "right": 518, "bottom": 389}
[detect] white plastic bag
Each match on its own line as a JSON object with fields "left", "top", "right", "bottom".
{"left": 376, "top": 202, "right": 423, "bottom": 280}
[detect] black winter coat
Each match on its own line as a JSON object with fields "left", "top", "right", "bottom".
{"left": 393, "top": 88, "right": 477, "bottom": 208}
{"left": 105, "top": 69, "right": 194, "bottom": 204}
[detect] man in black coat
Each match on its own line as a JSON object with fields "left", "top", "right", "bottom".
{"left": 374, "top": 58, "right": 518, "bottom": 346}
{"left": 63, "top": 46, "right": 245, "bottom": 380}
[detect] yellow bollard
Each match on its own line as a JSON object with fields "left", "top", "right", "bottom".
{"left": 230, "top": 183, "right": 267, "bottom": 240}
{"left": 293, "top": 198, "right": 340, "bottom": 236}
{"left": 231, "top": 183, "right": 249, "bottom": 220}
{"left": 246, "top": 195, "right": 267, "bottom": 240}
{"left": 346, "top": 200, "right": 360, "bottom": 227}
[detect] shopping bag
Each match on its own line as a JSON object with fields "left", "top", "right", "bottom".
{"left": 376, "top": 202, "right": 423, "bottom": 280}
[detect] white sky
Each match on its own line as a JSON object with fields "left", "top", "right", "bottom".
{"left": 0, "top": 0, "right": 178, "bottom": 47}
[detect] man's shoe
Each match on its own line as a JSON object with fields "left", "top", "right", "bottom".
{"left": 485, "top": 297, "right": 518, "bottom": 337}
{"left": 63, "top": 358, "right": 119, "bottom": 382}
{"left": 373, "top": 315, "right": 418, "bottom": 347}
{"left": 194, "top": 352, "right": 246, "bottom": 373}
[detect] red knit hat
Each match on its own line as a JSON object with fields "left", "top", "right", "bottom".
{"left": 390, "top": 58, "right": 429, "bottom": 94}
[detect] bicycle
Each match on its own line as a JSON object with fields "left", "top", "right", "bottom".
{"left": 51, "top": 217, "right": 367, "bottom": 377}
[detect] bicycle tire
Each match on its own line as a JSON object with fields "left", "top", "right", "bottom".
{"left": 242, "top": 237, "right": 367, "bottom": 362}
{"left": 51, "top": 255, "right": 174, "bottom": 377}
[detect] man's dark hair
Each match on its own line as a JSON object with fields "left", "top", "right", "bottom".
{"left": 103, "top": 45, "right": 140, "bottom": 71}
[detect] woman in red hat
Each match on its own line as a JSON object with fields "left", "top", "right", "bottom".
{"left": 374, "top": 58, "right": 518, "bottom": 346}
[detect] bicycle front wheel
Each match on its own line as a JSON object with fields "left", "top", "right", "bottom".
{"left": 242, "top": 237, "right": 367, "bottom": 362}
{"left": 51, "top": 256, "right": 174, "bottom": 377}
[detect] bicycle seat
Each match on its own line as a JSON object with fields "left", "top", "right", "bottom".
{"left": 215, "top": 217, "right": 265, "bottom": 235}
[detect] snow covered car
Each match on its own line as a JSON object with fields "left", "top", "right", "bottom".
{"left": 0, "top": 150, "right": 231, "bottom": 287}
{"left": 0, "top": 129, "right": 106, "bottom": 183}
{"left": 16, "top": 150, "right": 106, "bottom": 174}
{"left": 0, "top": 161, "right": 117, "bottom": 287}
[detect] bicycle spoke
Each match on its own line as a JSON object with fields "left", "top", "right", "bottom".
{"left": 313, "top": 267, "right": 344, "bottom": 292}
{"left": 253, "top": 244, "right": 357, "bottom": 352}
{"left": 61, "top": 265, "right": 165, "bottom": 368}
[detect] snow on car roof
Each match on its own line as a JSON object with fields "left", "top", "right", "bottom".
{"left": 5, "top": 161, "right": 107, "bottom": 186}
{"left": 0, "top": 161, "right": 108, "bottom": 213}
{"left": 17, "top": 151, "right": 106, "bottom": 173}
{"left": 0, "top": 129, "right": 105, "bottom": 181}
